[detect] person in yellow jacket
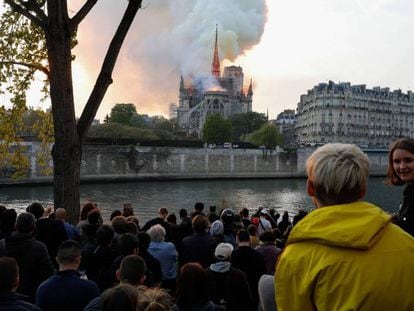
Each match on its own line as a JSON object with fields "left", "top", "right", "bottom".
{"left": 275, "top": 143, "right": 414, "bottom": 311}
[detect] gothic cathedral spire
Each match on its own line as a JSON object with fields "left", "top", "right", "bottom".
{"left": 211, "top": 24, "right": 220, "bottom": 79}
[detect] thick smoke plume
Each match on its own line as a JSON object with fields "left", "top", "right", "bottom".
{"left": 73, "top": 0, "right": 267, "bottom": 118}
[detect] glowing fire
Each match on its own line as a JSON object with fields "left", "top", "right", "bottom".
{"left": 207, "top": 86, "right": 226, "bottom": 92}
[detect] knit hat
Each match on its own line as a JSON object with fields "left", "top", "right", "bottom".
{"left": 210, "top": 220, "right": 224, "bottom": 236}
{"left": 215, "top": 243, "right": 234, "bottom": 261}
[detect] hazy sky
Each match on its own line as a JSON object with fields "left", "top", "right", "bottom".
{"left": 3, "top": 0, "right": 414, "bottom": 121}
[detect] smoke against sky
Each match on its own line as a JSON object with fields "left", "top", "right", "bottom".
{"left": 70, "top": 0, "right": 267, "bottom": 120}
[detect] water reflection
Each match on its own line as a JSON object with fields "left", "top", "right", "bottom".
{"left": 0, "top": 177, "right": 404, "bottom": 222}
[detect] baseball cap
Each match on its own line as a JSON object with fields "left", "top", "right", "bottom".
{"left": 215, "top": 243, "right": 234, "bottom": 260}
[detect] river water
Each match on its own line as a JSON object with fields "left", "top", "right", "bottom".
{"left": 0, "top": 177, "right": 404, "bottom": 223}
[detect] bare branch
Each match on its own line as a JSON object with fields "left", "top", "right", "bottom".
{"left": 0, "top": 61, "right": 50, "bottom": 77}
{"left": 70, "top": 0, "right": 97, "bottom": 30}
{"left": 77, "top": 0, "right": 142, "bottom": 141}
{"left": 4, "top": 0, "right": 45, "bottom": 29}
{"left": 21, "top": 0, "right": 47, "bottom": 21}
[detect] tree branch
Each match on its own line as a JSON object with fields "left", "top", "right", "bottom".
{"left": 4, "top": 0, "right": 46, "bottom": 29}
{"left": 0, "top": 61, "right": 50, "bottom": 77}
{"left": 70, "top": 0, "right": 97, "bottom": 30}
{"left": 21, "top": 0, "right": 48, "bottom": 21}
{"left": 77, "top": 0, "right": 142, "bottom": 141}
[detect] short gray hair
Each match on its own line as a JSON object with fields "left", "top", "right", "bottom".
{"left": 306, "top": 143, "right": 370, "bottom": 205}
{"left": 147, "top": 224, "right": 166, "bottom": 242}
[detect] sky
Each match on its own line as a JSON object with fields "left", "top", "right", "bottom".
{"left": 3, "top": 0, "right": 414, "bottom": 121}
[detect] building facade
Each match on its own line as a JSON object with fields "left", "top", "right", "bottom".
{"left": 271, "top": 109, "right": 296, "bottom": 147}
{"left": 296, "top": 81, "right": 414, "bottom": 148}
{"left": 177, "top": 27, "right": 253, "bottom": 137}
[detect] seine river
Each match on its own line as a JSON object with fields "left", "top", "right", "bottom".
{"left": 0, "top": 177, "right": 404, "bottom": 223}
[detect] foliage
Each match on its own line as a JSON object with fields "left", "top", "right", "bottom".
{"left": 107, "top": 103, "right": 139, "bottom": 125}
{"left": 229, "top": 112, "right": 267, "bottom": 141}
{"left": 87, "top": 123, "right": 159, "bottom": 141}
{"left": 33, "top": 109, "right": 53, "bottom": 176}
{"left": 248, "top": 123, "right": 282, "bottom": 149}
{"left": 202, "top": 114, "right": 232, "bottom": 144}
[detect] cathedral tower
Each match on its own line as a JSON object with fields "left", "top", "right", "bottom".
{"left": 211, "top": 25, "right": 220, "bottom": 79}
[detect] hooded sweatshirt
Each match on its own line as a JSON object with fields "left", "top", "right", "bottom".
{"left": 275, "top": 201, "right": 414, "bottom": 311}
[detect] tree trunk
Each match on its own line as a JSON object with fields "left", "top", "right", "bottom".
{"left": 46, "top": 2, "right": 80, "bottom": 224}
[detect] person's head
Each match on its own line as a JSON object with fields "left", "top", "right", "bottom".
{"left": 126, "top": 216, "right": 139, "bottom": 228}
{"left": 260, "top": 209, "right": 269, "bottom": 218}
{"left": 221, "top": 208, "right": 235, "bottom": 225}
{"left": 0, "top": 209, "right": 17, "bottom": 235}
{"left": 387, "top": 138, "right": 414, "bottom": 185}
{"left": 259, "top": 231, "right": 276, "bottom": 245}
{"left": 214, "top": 242, "right": 234, "bottom": 261}
{"left": 96, "top": 225, "right": 115, "bottom": 247}
{"left": 15, "top": 212, "right": 35, "bottom": 234}
{"left": 282, "top": 211, "right": 289, "bottom": 221}
{"left": 179, "top": 208, "right": 188, "bottom": 219}
{"left": 138, "top": 287, "right": 173, "bottom": 311}
{"left": 110, "top": 210, "right": 122, "bottom": 221}
{"left": 0, "top": 205, "right": 7, "bottom": 215}
{"left": 306, "top": 143, "right": 370, "bottom": 207}
{"left": 124, "top": 222, "right": 138, "bottom": 235}
{"left": 112, "top": 215, "right": 128, "bottom": 234}
{"left": 0, "top": 257, "right": 19, "bottom": 293}
{"left": 116, "top": 233, "right": 140, "bottom": 256}
{"left": 101, "top": 283, "right": 138, "bottom": 311}
{"left": 210, "top": 220, "right": 224, "bottom": 236}
{"left": 240, "top": 207, "right": 249, "bottom": 218}
{"left": 87, "top": 208, "right": 102, "bottom": 225}
{"left": 192, "top": 215, "right": 209, "bottom": 233}
{"left": 236, "top": 229, "right": 250, "bottom": 245}
{"left": 194, "top": 202, "right": 204, "bottom": 212}
{"left": 55, "top": 208, "right": 68, "bottom": 222}
{"left": 166, "top": 213, "right": 177, "bottom": 224}
{"left": 147, "top": 224, "right": 166, "bottom": 242}
{"left": 80, "top": 202, "right": 96, "bottom": 221}
{"left": 116, "top": 255, "right": 146, "bottom": 286}
{"left": 175, "top": 262, "right": 210, "bottom": 308}
{"left": 26, "top": 202, "right": 44, "bottom": 219}
{"left": 122, "top": 204, "right": 134, "bottom": 217}
{"left": 158, "top": 207, "right": 168, "bottom": 219}
{"left": 209, "top": 205, "right": 216, "bottom": 213}
{"left": 56, "top": 240, "right": 82, "bottom": 270}
{"left": 247, "top": 224, "right": 257, "bottom": 237}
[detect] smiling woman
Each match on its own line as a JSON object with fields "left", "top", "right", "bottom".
{"left": 386, "top": 138, "right": 414, "bottom": 237}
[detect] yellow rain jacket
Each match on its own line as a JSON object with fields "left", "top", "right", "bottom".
{"left": 275, "top": 201, "right": 414, "bottom": 311}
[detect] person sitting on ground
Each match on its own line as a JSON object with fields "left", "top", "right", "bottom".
{"left": 0, "top": 257, "right": 40, "bottom": 311}
{"left": 175, "top": 262, "right": 225, "bottom": 311}
{"left": 179, "top": 215, "right": 217, "bottom": 268}
{"left": 1, "top": 212, "right": 54, "bottom": 303}
{"left": 36, "top": 240, "right": 100, "bottom": 311}
{"left": 141, "top": 207, "right": 171, "bottom": 242}
{"left": 231, "top": 229, "right": 266, "bottom": 309}
{"left": 147, "top": 224, "right": 178, "bottom": 293}
{"left": 55, "top": 208, "right": 80, "bottom": 241}
{"left": 255, "top": 231, "right": 281, "bottom": 275}
{"left": 206, "top": 242, "right": 253, "bottom": 311}
{"left": 85, "top": 254, "right": 147, "bottom": 311}
{"left": 275, "top": 143, "right": 414, "bottom": 310}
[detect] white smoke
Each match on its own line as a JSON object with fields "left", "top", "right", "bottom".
{"left": 73, "top": 0, "right": 268, "bottom": 117}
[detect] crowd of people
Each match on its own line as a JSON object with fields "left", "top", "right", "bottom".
{"left": 1, "top": 138, "right": 414, "bottom": 310}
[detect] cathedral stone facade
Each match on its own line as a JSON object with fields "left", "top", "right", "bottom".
{"left": 177, "top": 27, "right": 253, "bottom": 137}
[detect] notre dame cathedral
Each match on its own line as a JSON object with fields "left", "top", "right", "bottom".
{"left": 177, "top": 27, "right": 253, "bottom": 137}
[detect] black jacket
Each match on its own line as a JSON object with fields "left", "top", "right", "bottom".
{"left": 2, "top": 232, "right": 54, "bottom": 302}
{"left": 179, "top": 232, "right": 217, "bottom": 268}
{"left": 0, "top": 292, "right": 40, "bottom": 311}
{"left": 398, "top": 184, "right": 414, "bottom": 237}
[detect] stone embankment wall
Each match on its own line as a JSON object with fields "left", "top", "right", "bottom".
{"left": 0, "top": 143, "right": 389, "bottom": 184}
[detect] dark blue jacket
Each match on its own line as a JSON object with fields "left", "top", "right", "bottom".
{"left": 35, "top": 270, "right": 99, "bottom": 311}
{"left": 0, "top": 292, "right": 40, "bottom": 311}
